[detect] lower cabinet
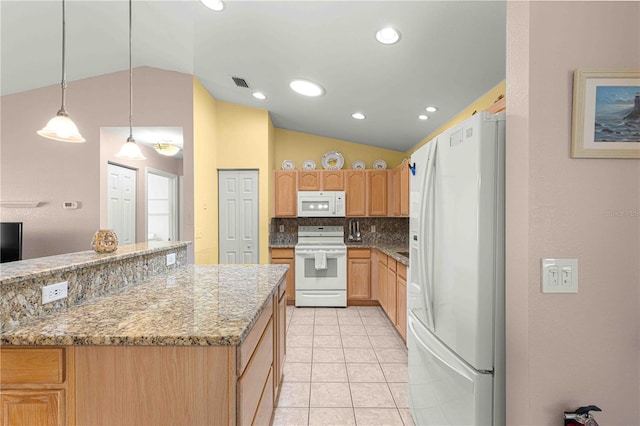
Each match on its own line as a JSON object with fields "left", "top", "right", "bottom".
{"left": 0, "top": 347, "right": 73, "bottom": 426}
{"left": 396, "top": 264, "right": 407, "bottom": 340}
{"left": 273, "top": 279, "right": 287, "bottom": 405}
{"left": 270, "top": 248, "right": 296, "bottom": 304}
{"left": 373, "top": 250, "right": 407, "bottom": 343}
{"left": 347, "top": 248, "right": 371, "bottom": 301}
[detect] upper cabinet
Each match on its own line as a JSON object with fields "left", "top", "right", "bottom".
{"left": 389, "top": 162, "right": 409, "bottom": 217}
{"left": 368, "top": 170, "right": 387, "bottom": 216}
{"left": 298, "top": 171, "right": 320, "bottom": 191}
{"left": 321, "top": 170, "right": 344, "bottom": 191}
{"left": 345, "top": 171, "right": 367, "bottom": 217}
{"left": 274, "top": 171, "right": 297, "bottom": 217}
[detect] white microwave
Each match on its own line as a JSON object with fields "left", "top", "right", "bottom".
{"left": 297, "top": 191, "right": 346, "bottom": 217}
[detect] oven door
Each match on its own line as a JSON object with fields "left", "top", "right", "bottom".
{"left": 295, "top": 249, "right": 346, "bottom": 290}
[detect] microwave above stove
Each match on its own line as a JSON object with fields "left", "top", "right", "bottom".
{"left": 297, "top": 191, "right": 345, "bottom": 217}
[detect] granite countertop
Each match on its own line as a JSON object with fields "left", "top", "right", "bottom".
{"left": 269, "top": 242, "right": 409, "bottom": 266}
{"left": 1, "top": 264, "right": 289, "bottom": 347}
{"left": 0, "top": 241, "right": 190, "bottom": 285}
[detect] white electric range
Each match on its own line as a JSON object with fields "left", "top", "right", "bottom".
{"left": 294, "top": 226, "right": 347, "bottom": 307}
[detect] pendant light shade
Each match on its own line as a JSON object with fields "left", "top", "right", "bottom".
{"left": 38, "top": 0, "right": 85, "bottom": 143}
{"left": 116, "top": 0, "right": 146, "bottom": 160}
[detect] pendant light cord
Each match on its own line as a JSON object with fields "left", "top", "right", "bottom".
{"left": 128, "top": 0, "right": 134, "bottom": 141}
{"left": 59, "top": 0, "right": 67, "bottom": 115}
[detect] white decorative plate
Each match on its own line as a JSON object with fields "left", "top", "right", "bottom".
{"left": 321, "top": 151, "right": 344, "bottom": 170}
{"left": 352, "top": 160, "right": 365, "bottom": 170}
{"left": 281, "top": 160, "right": 295, "bottom": 170}
{"left": 302, "top": 159, "right": 316, "bottom": 170}
{"left": 373, "top": 159, "right": 387, "bottom": 170}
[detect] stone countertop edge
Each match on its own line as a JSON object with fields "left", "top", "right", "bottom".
{"left": 1, "top": 264, "right": 289, "bottom": 347}
{"left": 269, "top": 242, "right": 409, "bottom": 266}
{"left": 0, "top": 241, "right": 191, "bottom": 285}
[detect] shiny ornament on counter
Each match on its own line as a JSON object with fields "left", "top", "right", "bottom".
{"left": 91, "top": 229, "right": 118, "bottom": 253}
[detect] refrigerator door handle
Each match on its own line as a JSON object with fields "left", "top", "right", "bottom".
{"left": 419, "top": 140, "right": 438, "bottom": 330}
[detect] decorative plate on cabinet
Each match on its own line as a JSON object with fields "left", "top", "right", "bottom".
{"left": 302, "top": 160, "right": 316, "bottom": 170}
{"left": 321, "top": 151, "right": 344, "bottom": 170}
{"left": 351, "top": 160, "right": 365, "bottom": 170}
{"left": 281, "top": 160, "right": 295, "bottom": 170}
{"left": 372, "top": 159, "right": 387, "bottom": 170}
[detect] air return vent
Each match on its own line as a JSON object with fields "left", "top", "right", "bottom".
{"left": 232, "top": 77, "right": 250, "bottom": 88}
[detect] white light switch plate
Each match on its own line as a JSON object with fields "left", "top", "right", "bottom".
{"left": 542, "top": 258, "right": 578, "bottom": 293}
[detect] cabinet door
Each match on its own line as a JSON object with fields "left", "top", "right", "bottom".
{"left": 400, "top": 162, "right": 409, "bottom": 216}
{"left": 274, "top": 171, "right": 297, "bottom": 217}
{"left": 273, "top": 288, "right": 286, "bottom": 403}
{"left": 387, "top": 260, "right": 397, "bottom": 325}
{"left": 321, "top": 170, "right": 344, "bottom": 190}
{"left": 368, "top": 170, "right": 388, "bottom": 216}
{"left": 345, "top": 171, "right": 367, "bottom": 217}
{"left": 392, "top": 166, "right": 401, "bottom": 216}
{"left": 0, "top": 390, "right": 63, "bottom": 426}
{"left": 298, "top": 171, "right": 320, "bottom": 191}
{"left": 378, "top": 259, "right": 388, "bottom": 312}
{"left": 270, "top": 257, "right": 295, "bottom": 303}
{"left": 348, "top": 252, "right": 371, "bottom": 300}
{"left": 397, "top": 275, "right": 407, "bottom": 341}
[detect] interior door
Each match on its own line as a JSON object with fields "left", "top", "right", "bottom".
{"left": 146, "top": 168, "right": 178, "bottom": 242}
{"left": 218, "top": 170, "right": 259, "bottom": 264}
{"left": 107, "top": 163, "right": 136, "bottom": 245}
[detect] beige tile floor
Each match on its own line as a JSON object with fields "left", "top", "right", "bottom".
{"left": 273, "top": 306, "right": 415, "bottom": 426}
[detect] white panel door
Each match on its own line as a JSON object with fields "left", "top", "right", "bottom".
{"left": 218, "top": 170, "right": 259, "bottom": 264}
{"left": 107, "top": 163, "right": 136, "bottom": 245}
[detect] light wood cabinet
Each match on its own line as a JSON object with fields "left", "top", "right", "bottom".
{"left": 274, "top": 171, "right": 297, "bottom": 217}
{"left": 345, "top": 170, "right": 367, "bottom": 217}
{"left": 0, "top": 347, "right": 73, "bottom": 426}
{"left": 368, "top": 170, "right": 388, "bottom": 216}
{"left": 396, "top": 264, "right": 407, "bottom": 340}
{"left": 270, "top": 248, "right": 295, "bottom": 303}
{"left": 273, "top": 280, "right": 287, "bottom": 405}
{"left": 298, "top": 171, "right": 320, "bottom": 190}
{"left": 347, "top": 248, "right": 371, "bottom": 301}
{"left": 377, "top": 252, "right": 388, "bottom": 312}
{"left": 390, "top": 162, "right": 409, "bottom": 217}
{"left": 321, "top": 170, "right": 344, "bottom": 190}
{"left": 386, "top": 258, "right": 397, "bottom": 325}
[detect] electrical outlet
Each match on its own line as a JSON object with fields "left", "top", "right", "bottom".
{"left": 371, "top": 225, "right": 376, "bottom": 233}
{"left": 166, "top": 253, "right": 176, "bottom": 266}
{"left": 42, "top": 281, "right": 68, "bottom": 304}
{"left": 279, "top": 224, "right": 285, "bottom": 233}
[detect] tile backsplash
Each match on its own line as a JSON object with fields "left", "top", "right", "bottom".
{"left": 270, "top": 217, "right": 408, "bottom": 246}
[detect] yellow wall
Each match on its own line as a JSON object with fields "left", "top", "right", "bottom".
{"left": 216, "top": 101, "right": 273, "bottom": 264}
{"left": 193, "top": 78, "right": 218, "bottom": 264}
{"left": 408, "top": 80, "right": 506, "bottom": 154}
{"left": 275, "top": 129, "right": 406, "bottom": 170}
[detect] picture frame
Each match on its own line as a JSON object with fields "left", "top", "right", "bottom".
{"left": 571, "top": 68, "right": 640, "bottom": 158}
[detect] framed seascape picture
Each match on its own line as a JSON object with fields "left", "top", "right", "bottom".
{"left": 571, "top": 68, "right": 640, "bottom": 158}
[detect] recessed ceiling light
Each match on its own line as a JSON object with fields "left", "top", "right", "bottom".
{"left": 252, "top": 91, "right": 266, "bottom": 100}
{"left": 289, "top": 79, "right": 325, "bottom": 97}
{"left": 376, "top": 27, "right": 401, "bottom": 45}
{"left": 201, "top": 0, "right": 225, "bottom": 11}
{"left": 425, "top": 106, "right": 438, "bottom": 112}
{"left": 418, "top": 115, "right": 429, "bottom": 120}
{"left": 352, "top": 112, "right": 366, "bottom": 120}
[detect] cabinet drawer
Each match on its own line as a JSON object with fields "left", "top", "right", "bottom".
{"left": 377, "top": 251, "right": 388, "bottom": 266}
{"left": 0, "top": 348, "right": 65, "bottom": 385}
{"left": 238, "top": 297, "right": 273, "bottom": 375}
{"left": 271, "top": 248, "right": 294, "bottom": 259}
{"left": 348, "top": 248, "right": 371, "bottom": 259}
{"left": 278, "top": 279, "right": 287, "bottom": 299}
{"left": 237, "top": 319, "right": 274, "bottom": 426}
{"left": 397, "top": 263, "right": 407, "bottom": 280}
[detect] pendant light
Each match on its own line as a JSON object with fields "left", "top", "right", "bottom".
{"left": 116, "top": 0, "right": 146, "bottom": 160}
{"left": 37, "top": 0, "right": 85, "bottom": 143}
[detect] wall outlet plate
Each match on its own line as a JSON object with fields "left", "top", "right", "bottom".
{"left": 166, "top": 253, "right": 177, "bottom": 266}
{"left": 42, "top": 281, "right": 68, "bottom": 304}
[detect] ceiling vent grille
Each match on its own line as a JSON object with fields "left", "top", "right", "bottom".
{"left": 232, "top": 77, "right": 250, "bottom": 88}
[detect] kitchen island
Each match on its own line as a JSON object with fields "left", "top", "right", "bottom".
{"left": 1, "top": 261, "right": 289, "bottom": 426}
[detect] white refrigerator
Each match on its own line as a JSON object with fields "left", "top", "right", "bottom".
{"left": 408, "top": 111, "right": 505, "bottom": 425}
